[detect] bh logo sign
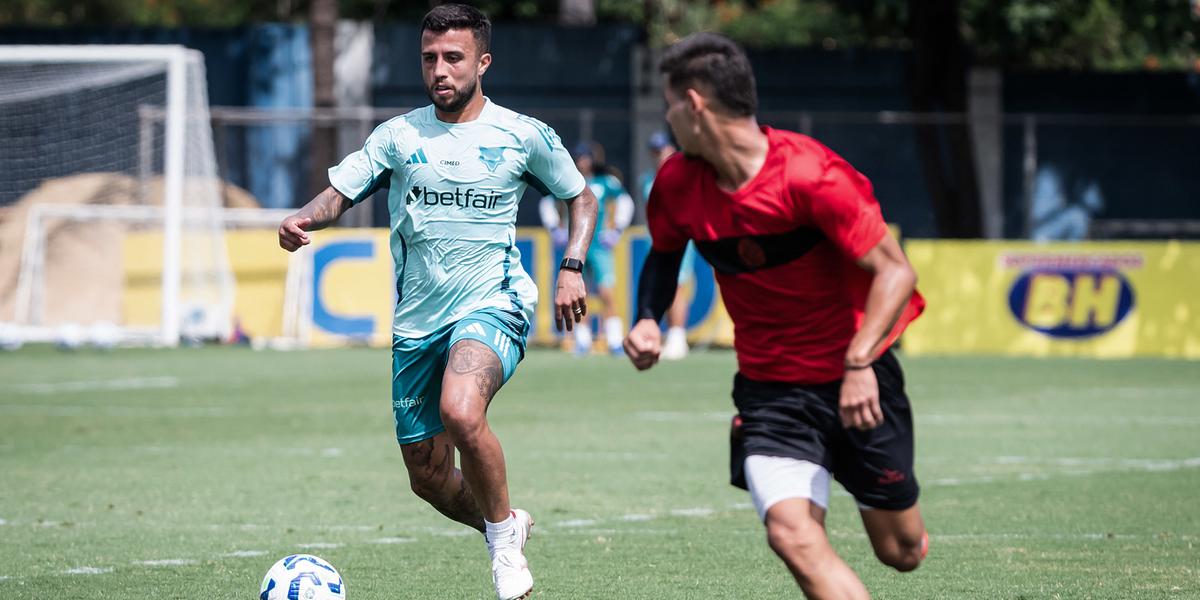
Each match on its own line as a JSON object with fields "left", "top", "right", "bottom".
{"left": 1005, "top": 254, "right": 1138, "bottom": 339}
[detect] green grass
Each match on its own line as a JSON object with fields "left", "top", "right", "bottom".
{"left": 1, "top": 346, "right": 1198, "bottom": 599}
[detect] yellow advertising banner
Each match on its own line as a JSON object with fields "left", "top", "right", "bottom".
{"left": 903, "top": 240, "right": 1200, "bottom": 358}
{"left": 124, "top": 226, "right": 736, "bottom": 349}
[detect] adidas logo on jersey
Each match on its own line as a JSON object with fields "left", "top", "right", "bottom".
{"left": 405, "top": 148, "right": 429, "bottom": 165}
{"left": 406, "top": 185, "right": 502, "bottom": 210}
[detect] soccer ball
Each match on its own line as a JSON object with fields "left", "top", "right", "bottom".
{"left": 259, "top": 554, "right": 346, "bottom": 600}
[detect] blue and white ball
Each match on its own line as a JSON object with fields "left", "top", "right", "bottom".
{"left": 260, "top": 554, "right": 346, "bottom": 600}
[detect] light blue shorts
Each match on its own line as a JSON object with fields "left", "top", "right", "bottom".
{"left": 391, "top": 308, "right": 529, "bottom": 445}
{"left": 585, "top": 246, "right": 616, "bottom": 290}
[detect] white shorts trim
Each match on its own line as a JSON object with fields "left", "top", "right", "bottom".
{"left": 744, "top": 455, "right": 831, "bottom": 520}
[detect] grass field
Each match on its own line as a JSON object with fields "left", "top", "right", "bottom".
{"left": 1, "top": 346, "right": 1198, "bottom": 599}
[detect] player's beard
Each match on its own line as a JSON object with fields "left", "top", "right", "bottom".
{"left": 427, "top": 76, "right": 478, "bottom": 114}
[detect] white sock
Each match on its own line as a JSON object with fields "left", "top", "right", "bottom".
{"left": 666, "top": 326, "right": 687, "bottom": 347}
{"left": 605, "top": 316, "right": 623, "bottom": 349}
{"left": 485, "top": 513, "right": 517, "bottom": 558}
{"left": 574, "top": 322, "right": 593, "bottom": 353}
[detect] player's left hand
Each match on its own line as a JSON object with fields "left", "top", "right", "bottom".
{"left": 554, "top": 269, "right": 587, "bottom": 332}
{"left": 839, "top": 366, "right": 883, "bottom": 431}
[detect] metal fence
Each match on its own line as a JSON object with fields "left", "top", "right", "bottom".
{"left": 196, "top": 106, "right": 1200, "bottom": 240}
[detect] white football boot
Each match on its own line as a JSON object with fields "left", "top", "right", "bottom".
{"left": 490, "top": 509, "right": 534, "bottom": 600}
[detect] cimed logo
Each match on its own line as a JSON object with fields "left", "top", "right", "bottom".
{"left": 478, "top": 146, "right": 505, "bottom": 173}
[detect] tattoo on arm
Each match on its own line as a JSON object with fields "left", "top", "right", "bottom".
{"left": 295, "top": 186, "right": 352, "bottom": 230}
{"left": 449, "top": 341, "right": 505, "bottom": 401}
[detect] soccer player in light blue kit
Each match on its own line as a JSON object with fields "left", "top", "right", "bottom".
{"left": 277, "top": 5, "right": 598, "bottom": 599}
{"left": 539, "top": 142, "right": 634, "bottom": 356}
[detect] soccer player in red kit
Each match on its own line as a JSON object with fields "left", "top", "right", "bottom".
{"left": 624, "top": 33, "right": 929, "bottom": 599}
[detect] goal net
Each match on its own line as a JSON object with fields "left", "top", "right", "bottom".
{"left": 0, "top": 45, "right": 235, "bottom": 347}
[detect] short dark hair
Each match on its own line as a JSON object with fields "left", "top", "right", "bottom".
{"left": 659, "top": 32, "right": 757, "bottom": 117}
{"left": 421, "top": 3, "right": 492, "bottom": 56}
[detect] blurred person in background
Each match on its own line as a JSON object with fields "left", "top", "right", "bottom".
{"left": 625, "top": 32, "right": 928, "bottom": 599}
{"left": 278, "top": 5, "right": 598, "bottom": 599}
{"left": 540, "top": 141, "right": 634, "bottom": 356}
{"left": 639, "top": 131, "right": 693, "bottom": 360}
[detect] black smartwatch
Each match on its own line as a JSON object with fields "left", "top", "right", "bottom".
{"left": 559, "top": 257, "right": 584, "bottom": 273}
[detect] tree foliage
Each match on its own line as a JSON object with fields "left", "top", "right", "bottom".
{"left": 960, "top": 0, "right": 1199, "bottom": 69}
{"left": 0, "top": 0, "right": 1195, "bottom": 70}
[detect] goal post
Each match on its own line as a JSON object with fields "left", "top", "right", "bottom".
{"left": 0, "top": 45, "right": 231, "bottom": 347}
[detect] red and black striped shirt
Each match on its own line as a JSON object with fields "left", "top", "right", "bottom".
{"left": 647, "top": 127, "right": 925, "bottom": 384}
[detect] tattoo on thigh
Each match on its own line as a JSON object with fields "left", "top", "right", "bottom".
{"left": 449, "top": 344, "right": 485, "bottom": 374}
{"left": 475, "top": 365, "right": 503, "bottom": 400}
{"left": 449, "top": 341, "right": 504, "bottom": 400}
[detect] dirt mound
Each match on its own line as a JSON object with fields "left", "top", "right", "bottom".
{"left": 0, "top": 173, "right": 260, "bottom": 326}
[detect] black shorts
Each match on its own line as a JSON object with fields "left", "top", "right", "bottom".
{"left": 729, "top": 350, "right": 919, "bottom": 511}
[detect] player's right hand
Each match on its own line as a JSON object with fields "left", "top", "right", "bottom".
{"left": 278, "top": 215, "right": 313, "bottom": 252}
{"left": 623, "top": 318, "right": 662, "bottom": 371}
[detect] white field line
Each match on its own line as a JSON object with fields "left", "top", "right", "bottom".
{"left": 133, "top": 559, "right": 196, "bottom": 567}
{"left": 620, "top": 514, "right": 654, "bottom": 522}
{"left": 637, "top": 411, "right": 1200, "bottom": 427}
{"left": 11, "top": 377, "right": 179, "bottom": 394}
{"left": 38, "top": 452, "right": 1200, "bottom": 578}
{"left": 555, "top": 519, "right": 597, "bottom": 528}
{"left": 63, "top": 567, "right": 112, "bottom": 575}
{"left": 51, "top": 494, "right": 1195, "bottom": 579}
{"left": 670, "top": 508, "right": 714, "bottom": 517}
{"left": 929, "top": 456, "right": 1200, "bottom": 487}
{"left": 0, "top": 404, "right": 229, "bottom": 418}
{"left": 918, "top": 413, "right": 1200, "bottom": 427}
{"left": 222, "top": 550, "right": 267, "bottom": 558}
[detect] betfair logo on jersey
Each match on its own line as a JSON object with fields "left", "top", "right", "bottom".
{"left": 1005, "top": 254, "right": 1138, "bottom": 338}
{"left": 406, "top": 186, "right": 502, "bottom": 210}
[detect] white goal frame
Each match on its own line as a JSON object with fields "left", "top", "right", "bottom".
{"left": 1, "top": 45, "right": 202, "bottom": 346}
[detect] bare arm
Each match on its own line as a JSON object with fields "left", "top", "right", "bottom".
{"left": 845, "top": 234, "right": 918, "bottom": 367}
{"left": 278, "top": 186, "right": 353, "bottom": 252}
{"left": 839, "top": 234, "right": 917, "bottom": 431}
{"left": 553, "top": 186, "right": 599, "bottom": 332}
{"left": 562, "top": 186, "right": 598, "bottom": 264}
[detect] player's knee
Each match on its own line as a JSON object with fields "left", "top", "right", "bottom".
{"left": 439, "top": 397, "right": 486, "bottom": 445}
{"left": 765, "top": 519, "right": 827, "bottom": 577}
{"left": 874, "top": 535, "right": 925, "bottom": 572}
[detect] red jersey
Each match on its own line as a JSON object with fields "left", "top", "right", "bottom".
{"left": 647, "top": 127, "right": 924, "bottom": 384}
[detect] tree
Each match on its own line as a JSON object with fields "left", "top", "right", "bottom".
{"left": 308, "top": 0, "right": 337, "bottom": 200}
{"left": 906, "top": 0, "right": 982, "bottom": 238}
{"left": 560, "top": 0, "right": 597, "bottom": 25}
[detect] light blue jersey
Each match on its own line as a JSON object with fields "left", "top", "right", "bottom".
{"left": 329, "top": 99, "right": 586, "bottom": 338}
{"left": 587, "top": 173, "right": 629, "bottom": 243}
